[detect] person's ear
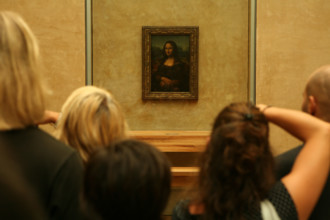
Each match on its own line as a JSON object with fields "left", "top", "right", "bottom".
{"left": 308, "top": 95, "right": 317, "bottom": 115}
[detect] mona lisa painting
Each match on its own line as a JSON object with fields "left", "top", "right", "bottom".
{"left": 142, "top": 26, "right": 198, "bottom": 100}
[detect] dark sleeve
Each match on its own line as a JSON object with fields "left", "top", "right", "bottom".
{"left": 275, "top": 145, "right": 303, "bottom": 180}
{"left": 268, "top": 181, "right": 298, "bottom": 220}
{"left": 48, "top": 152, "right": 84, "bottom": 220}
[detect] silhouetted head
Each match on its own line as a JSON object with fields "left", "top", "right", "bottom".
{"left": 83, "top": 139, "right": 171, "bottom": 220}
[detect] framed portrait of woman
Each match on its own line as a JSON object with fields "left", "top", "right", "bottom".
{"left": 142, "top": 26, "right": 198, "bottom": 100}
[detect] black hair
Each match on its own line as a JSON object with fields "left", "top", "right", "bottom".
{"left": 83, "top": 139, "right": 171, "bottom": 220}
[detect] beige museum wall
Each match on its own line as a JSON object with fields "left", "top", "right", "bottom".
{"left": 0, "top": 0, "right": 86, "bottom": 132}
{"left": 2, "top": 1, "right": 330, "bottom": 155}
{"left": 256, "top": 0, "right": 330, "bottom": 154}
{"left": 92, "top": 0, "right": 250, "bottom": 131}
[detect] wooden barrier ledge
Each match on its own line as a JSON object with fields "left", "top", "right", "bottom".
{"left": 129, "top": 130, "right": 210, "bottom": 152}
{"left": 171, "top": 166, "right": 199, "bottom": 187}
{"left": 129, "top": 131, "right": 207, "bottom": 187}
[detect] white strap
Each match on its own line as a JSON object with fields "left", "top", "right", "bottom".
{"left": 260, "top": 199, "right": 281, "bottom": 220}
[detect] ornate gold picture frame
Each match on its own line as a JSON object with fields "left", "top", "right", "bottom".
{"left": 142, "top": 26, "right": 199, "bottom": 100}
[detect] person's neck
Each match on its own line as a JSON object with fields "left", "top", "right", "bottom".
{"left": 164, "top": 57, "right": 174, "bottom": 66}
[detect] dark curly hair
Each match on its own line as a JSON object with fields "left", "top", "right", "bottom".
{"left": 198, "top": 102, "right": 275, "bottom": 220}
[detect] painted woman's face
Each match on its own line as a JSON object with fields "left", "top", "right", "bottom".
{"left": 164, "top": 43, "right": 173, "bottom": 57}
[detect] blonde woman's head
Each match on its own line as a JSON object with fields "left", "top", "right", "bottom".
{"left": 55, "top": 86, "right": 128, "bottom": 162}
{"left": 0, "top": 11, "right": 45, "bottom": 129}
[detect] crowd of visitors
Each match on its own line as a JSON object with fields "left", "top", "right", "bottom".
{"left": 0, "top": 10, "right": 329, "bottom": 220}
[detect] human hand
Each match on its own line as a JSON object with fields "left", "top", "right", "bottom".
{"left": 161, "top": 77, "right": 172, "bottom": 85}
{"left": 160, "top": 77, "right": 173, "bottom": 90}
{"left": 256, "top": 104, "right": 272, "bottom": 113}
{"left": 36, "top": 110, "right": 60, "bottom": 125}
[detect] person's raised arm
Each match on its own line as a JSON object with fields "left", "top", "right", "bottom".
{"left": 258, "top": 105, "right": 330, "bottom": 220}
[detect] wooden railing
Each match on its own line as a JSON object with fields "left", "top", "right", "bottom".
{"left": 129, "top": 131, "right": 209, "bottom": 152}
{"left": 129, "top": 131, "right": 209, "bottom": 216}
{"left": 171, "top": 166, "right": 200, "bottom": 187}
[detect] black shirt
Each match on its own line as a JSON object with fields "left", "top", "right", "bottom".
{"left": 0, "top": 126, "right": 84, "bottom": 220}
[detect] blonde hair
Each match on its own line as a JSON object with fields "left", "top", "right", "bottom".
{"left": 55, "top": 86, "right": 128, "bottom": 162}
{"left": 0, "top": 11, "right": 45, "bottom": 130}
